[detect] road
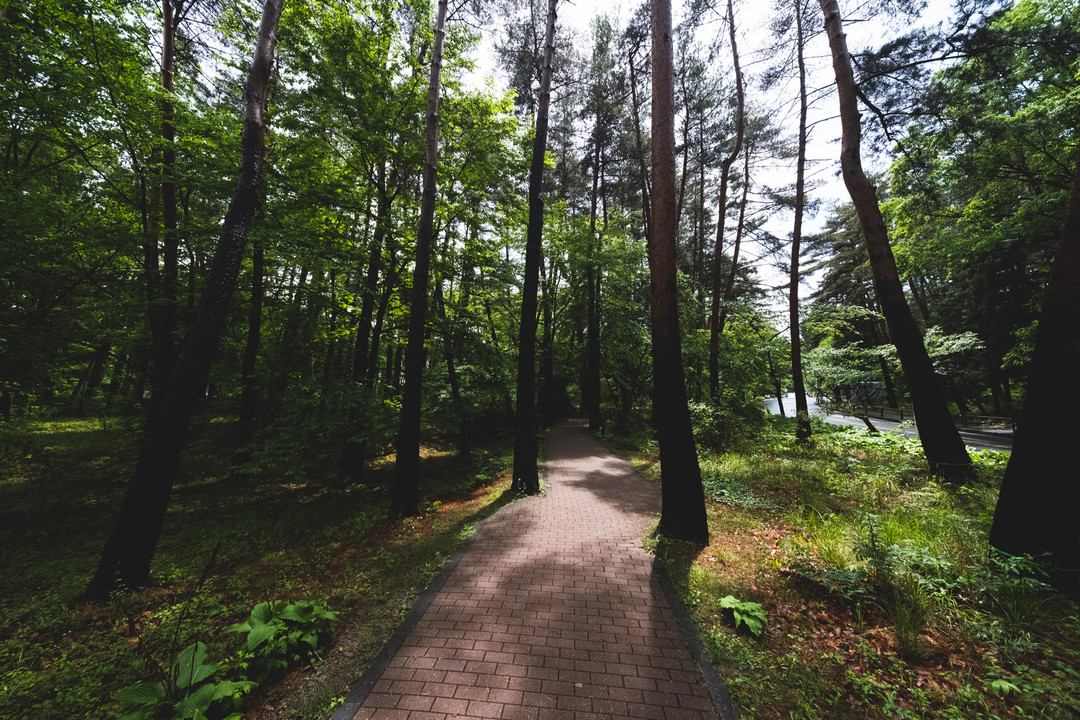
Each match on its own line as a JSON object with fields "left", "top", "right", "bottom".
{"left": 764, "top": 394, "right": 1013, "bottom": 453}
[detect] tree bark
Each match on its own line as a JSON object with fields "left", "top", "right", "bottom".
{"left": 82, "top": 0, "right": 284, "bottom": 601}
{"left": 708, "top": 0, "right": 745, "bottom": 397}
{"left": 651, "top": 0, "right": 709, "bottom": 542}
{"left": 716, "top": 142, "right": 750, "bottom": 335}
{"left": 818, "top": 0, "right": 972, "bottom": 479}
{"left": 147, "top": 0, "right": 181, "bottom": 421}
{"left": 990, "top": 150, "right": 1080, "bottom": 580}
{"left": 585, "top": 141, "right": 602, "bottom": 430}
{"left": 628, "top": 45, "right": 651, "bottom": 240}
{"left": 391, "top": 0, "right": 449, "bottom": 519}
{"left": 512, "top": 0, "right": 558, "bottom": 496}
{"left": 790, "top": 0, "right": 811, "bottom": 443}
{"left": 232, "top": 228, "right": 264, "bottom": 473}
{"left": 339, "top": 164, "right": 393, "bottom": 483}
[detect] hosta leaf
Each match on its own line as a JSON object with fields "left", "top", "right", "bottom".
{"left": 249, "top": 601, "right": 275, "bottom": 625}
{"left": 277, "top": 601, "right": 315, "bottom": 623}
{"left": 246, "top": 622, "right": 277, "bottom": 650}
{"left": 173, "top": 682, "right": 216, "bottom": 719}
{"left": 173, "top": 643, "right": 217, "bottom": 689}
{"left": 115, "top": 680, "right": 166, "bottom": 705}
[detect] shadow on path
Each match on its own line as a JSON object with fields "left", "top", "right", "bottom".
{"left": 332, "top": 419, "right": 739, "bottom": 720}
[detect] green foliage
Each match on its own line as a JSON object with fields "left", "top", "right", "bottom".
{"left": 227, "top": 600, "right": 339, "bottom": 682}
{"left": 700, "top": 472, "right": 775, "bottom": 511}
{"left": 114, "top": 642, "right": 256, "bottom": 720}
{"left": 719, "top": 595, "right": 767, "bottom": 637}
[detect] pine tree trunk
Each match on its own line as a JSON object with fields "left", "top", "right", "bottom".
{"left": 651, "top": 0, "right": 708, "bottom": 542}
{"left": 512, "top": 0, "right": 558, "bottom": 496}
{"left": 990, "top": 150, "right": 1080, "bottom": 580}
{"left": 585, "top": 142, "right": 602, "bottom": 431}
{"left": 716, "top": 143, "right": 750, "bottom": 335}
{"left": 818, "top": 0, "right": 972, "bottom": 480}
{"left": 391, "top": 0, "right": 448, "bottom": 519}
{"left": 628, "top": 45, "right": 651, "bottom": 240}
{"left": 82, "top": 0, "right": 284, "bottom": 601}
{"left": 708, "top": 0, "right": 744, "bottom": 397}
{"left": 790, "top": 0, "right": 811, "bottom": 443}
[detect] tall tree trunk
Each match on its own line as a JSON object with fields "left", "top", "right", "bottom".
{"left": 716, "top": 143, "right": 750, "bottom": 335}
{"left": 339, "top": 165, "right": 393, "bottom": 483}
{"left": 538, "top": 254, "right": 556, "bottom": 427}
{"left": 818, "top": 0, "right": 972, "bottom": 480}
{"left": 437, "top": 246, "right": 469, "bottom": 457}
{"left": 628, "top": 45, "right": 651, "bottom": 240}
{"left": 650, "top": 0, "right": 709, "bottom": 542}
{"left": 790, "top": 0, "right": 812, "bottom": 443}
{"left": 696, "top": 118, "right": 707, "bottom": 295}
{"left": 82, "top": 0, "right": 284, "bottom": 601}
{"left": 233, "top": 228, "right": 264, "bottom": 472}
{"left": 708, "top": 0, "right": 745, "bottom": 398}
{"left": 512, "top": 0, "right": 558, "bottom": 496}
{"left": 367, "top": 247, "right": 400, "bottom": 387}
{"left": 272, "top": 266, "right": 308, "bottom": 398}
{"left": 990, "top": 150, "right": 1080, "bottom": 580}
{"left": 585, "top": 141, "right": 602, "bottom": 430}
{"left": 390, "top": 0, "right": 448, "bottom": 519}
{"left": 147, "top": 0, "right": 181, "bottom": 421}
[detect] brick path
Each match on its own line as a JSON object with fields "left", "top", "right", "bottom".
{"left": 341, "top": 419, "right": 724, "bottom": 720}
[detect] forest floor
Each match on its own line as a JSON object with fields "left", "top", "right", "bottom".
{"left": 0, "top": 415, "right": 518, "bottom": 720}
{"left": 606, "top": 416, "right": 1080, "bottom": 720}
{"left": 2, "top": 413, "right": 1079, "bottom": 720}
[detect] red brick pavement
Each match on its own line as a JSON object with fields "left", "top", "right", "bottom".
{"left": 345, "top": 419, "right": 722, "bottom": 720}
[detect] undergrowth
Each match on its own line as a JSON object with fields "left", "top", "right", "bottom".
{"left": 613, "top": 416, "right": 1080, "bottom": 719}
{"left": 0, "top": 417, "right": 516, "bottom": 720}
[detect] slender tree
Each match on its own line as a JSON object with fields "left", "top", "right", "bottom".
{"left": 708, "top": 0, "right": 744, "bottom": 397}
{"left": 232, "top": 228, "right": 264, "bottom": 472}
{"left": 82, "top": 0, "right": 285, "bottom": 600}
{"left": 989, "top": 149, "right": 1080, "bottom": 581}
{"left": 511, "top": 0, "right": 558, "bottom": 496}
{"left": 650, "top": 0, "right": 709, "bottom": 542}
{"left": 790, "top": 0, "right": 811, "bottom": 442}
{"left": 818, "top": 0, "right": 972, "bottom": 479}
{"left": 390, "top": 0, "right": 449, "bottom": 519}
{"left": 147, "top": 0, "right": 185, "bottom": 419}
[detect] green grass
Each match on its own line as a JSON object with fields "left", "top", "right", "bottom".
{"left": 0, "top": 417, "right": 517, "bottom": 720}
{"left": 610, "top": 415, "right": 1080, "bottom": 720}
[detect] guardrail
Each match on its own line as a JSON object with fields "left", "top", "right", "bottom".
{"left": 826, "top": 402, "right": 1015, "bottom": 432}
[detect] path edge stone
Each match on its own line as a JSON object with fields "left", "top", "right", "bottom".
{"left": 328, "top": 495, "right": 517, "bottom": 720}
{"left": 653, "top": 558, "right": 743, "bottom": 720}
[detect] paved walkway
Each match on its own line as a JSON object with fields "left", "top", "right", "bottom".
{"left": 337, "top": 419, "right": 726, "bottom": 720}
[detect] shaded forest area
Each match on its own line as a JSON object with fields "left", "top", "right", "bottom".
{"left": 1, "top": 0, "right": 1078, "bottom": 716}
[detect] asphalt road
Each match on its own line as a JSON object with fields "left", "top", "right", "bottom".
{"left": 765, "top": 394, "right": 1013, "bottom": 453}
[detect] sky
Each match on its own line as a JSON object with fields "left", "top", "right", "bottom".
{"left": 465, "top": 0, "right": 960, "bottom": 316}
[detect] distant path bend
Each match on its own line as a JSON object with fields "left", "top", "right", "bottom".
{"left": 335, "top": 418, "right": 736, "bottom": 720}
